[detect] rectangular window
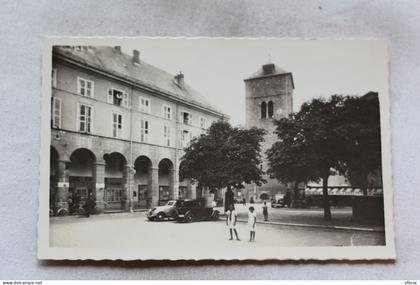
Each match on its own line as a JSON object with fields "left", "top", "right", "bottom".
{"left": 77, "top": 77, "right": 94, "bottom": 98}
{"left": 163, "top": 105, "right": 172, "bottom": 120}
{"left": 181, "top": 129, "right": 192, "bottom": 147}
{"left": 108, "top": 88, "right": 129, "bottom": 108}
{"left": 181, "top": 111, "right": 192, "bottom": 125}
{"left": 52, "top": 68, "right": 57, "bottom": 88}
{"left": 51, "top": 97, "right": 61, "bottom": 128}
{"left": 78, "top": 104, "right": 92, "bottom": 133}
{"left": 112, "top": 113, "right": 123, "bottom": 138}
{"left": 105, "top": 189, "right": 122, "bottom": 202}
{"left": 199, "top": 116, "right": 207, "bottom": 129}
{"left": 140, "top": 119, "right": 149, "bottom": 142}
{"left": 163, "top": 125, "right": 171, "bottom": 146}
{"left": 139, "top": 97, "right": 151, "bottom": 113}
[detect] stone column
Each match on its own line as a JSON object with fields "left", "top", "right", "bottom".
{"left": 149, "top": 167, "right": 159, "bottom": 207}
{"left": 122, "top": 165, "right": 135, "bottom": 211}
{"left": 170, "top": 168, "right": 179, "bottom": 200}
{"left": 94, "top": 160, "right": 106, "bottom": 213}
{"left": 122, "top": 165, "right": 129, "bottom": 211}
{"left": 55, "top": 160, "right": 70, "bottom": 210}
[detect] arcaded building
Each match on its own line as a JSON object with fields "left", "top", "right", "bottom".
{"left": 243, "top": 63, "right": 295, "bottom": 201}
{"left": 50, "top": 46, "right": 226, "bottom": 212}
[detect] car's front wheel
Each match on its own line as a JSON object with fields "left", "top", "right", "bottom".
{"left": 155, "top": 212, "right": 166, "bottom": 221}
{"left": 212, "top": 211, "right": 219, "bottom": 220}
{"left": 185, "top": 213, "right": 193, "bottom": 223}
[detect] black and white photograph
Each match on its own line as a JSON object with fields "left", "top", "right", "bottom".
{"left": 38, "top": 37, "right": 394, "bottom": 260}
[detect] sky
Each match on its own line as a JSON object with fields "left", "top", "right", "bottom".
{"left": 121, "top": 38, "right": 388, "bottom": 126}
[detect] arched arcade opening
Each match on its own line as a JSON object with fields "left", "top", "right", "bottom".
{"left": 158, "top": 158, "right": 174, "bottom": 205}
{"left": 134, "top": 155, "right": 153, "bottom": 209}
{"left": 104, "top": 152, "right": 127, "bottom": 210}
{"left": 68, "top": 148, "right": 96, "bottom": 204}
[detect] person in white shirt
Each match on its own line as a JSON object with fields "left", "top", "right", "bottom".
{"left": 248, "top": 206, "right": 257, "bottom": 242}
{"left": 226, "top": 204, "right": 240, "bottom": 241}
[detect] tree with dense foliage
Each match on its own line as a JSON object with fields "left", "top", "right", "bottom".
{"left": 339, "top": 92, "right": 382, "bottom": 195}
{"left": 267, "top": 93, "right": 382, "bottom": 220}
{"left": 267, "top": 96, "right": 349, "bottom": 220}
{"left": 266, "top": 116, "right": 319, "bottom": 205}
{"left": 180, "top": 120, "right": 266, "bottom": 210}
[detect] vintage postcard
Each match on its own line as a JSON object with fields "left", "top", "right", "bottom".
{"left": 38, "top": 37, "right": 395, "bottom": 260}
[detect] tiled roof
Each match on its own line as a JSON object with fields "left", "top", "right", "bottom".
{"left": 53, "top": 46, "right": 225, "bottom": 116}
{"left": 245, "top": 63, "right": 294, "bottom": 88}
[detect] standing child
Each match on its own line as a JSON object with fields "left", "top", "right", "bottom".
{"left": 262, "top": 201, "right": 268, "bottom": 221}
{"left": 248, "top": 206, "right": 257, "bottom": 242}
{"left": 226, "top": 204, "right": 240, "bottom": 241}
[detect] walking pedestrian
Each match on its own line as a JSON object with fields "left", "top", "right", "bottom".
{"left": 84, "top": 193, "right": 96, "bottom": 218}
{"left": 226, "top": 204, "right": 240, "bottom": 241}
{"left": 284, "top": 189, "right": 292, "bottom": 208}
{"left": 248, "top": 206, "right": 257, "bottom": 242}
{"left": 262, "top": 201, "right": 268, "bottom": 221}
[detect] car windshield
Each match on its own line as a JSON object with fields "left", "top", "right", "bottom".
{"left": 167, "top": 201, "right": 174, "bottom": 206}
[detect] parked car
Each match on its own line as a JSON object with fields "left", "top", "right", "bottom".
{"left": 175, "top": 199, "right": 220, "bottom": 223}
{"left": 146, "top": 200, "right": 180, "bottom": 221}
{"left": 271, "top": 195, "right": 285, "bottom": 208}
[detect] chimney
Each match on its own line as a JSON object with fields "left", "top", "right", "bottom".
{"left": 174, "top": 72, "right": 184, "bottom": 86}
{"left": 133, "top": 49, "right": 140, "bottom": 64}
{"left": 114, "top": 46, "right": 121, "bottom": 53}
{"left": 263, "top": 63, "right": 275, "bottom": 75}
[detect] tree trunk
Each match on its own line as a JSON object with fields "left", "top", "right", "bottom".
{"left": 292, "top": 181, "right": 300, "bottom": 208}
{"left": 322, "top": 174, "right": 332, "bottom": 220}
{"left": 224, "top": 185, "right": 234, "bottom": 212}
{"left": 362, "top": 172, "right": 369, "bottom": 196}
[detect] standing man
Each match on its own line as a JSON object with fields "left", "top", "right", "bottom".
{"left": 284, "top": 189, "right": 292, "bottom": 208}
{"left": 262, "top": 201, "right": 268, "bottom": 221}
{"left": 226, "top": 204, "right": 240, "bottom": 241}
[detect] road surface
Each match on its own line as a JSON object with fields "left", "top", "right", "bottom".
{"left": 50, "top": 212, "right": 385, "bottom": 249}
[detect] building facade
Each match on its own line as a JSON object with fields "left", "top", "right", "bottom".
{"left": 243, "top": 63, "right": 295, "bottom": 201}
{"left": 50, "top": 46, "right": 226, "bottom": 213}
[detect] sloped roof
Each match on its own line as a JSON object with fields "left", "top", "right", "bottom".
{"left": 245, "top": 63, "right": 294, "bottom": 89}
{"left": 53, "top": 46, "right": 225, "bottom": 116}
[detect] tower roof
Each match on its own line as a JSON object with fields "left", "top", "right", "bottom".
{"left": 245, "top": 63, "right": 294, "bottom": 89}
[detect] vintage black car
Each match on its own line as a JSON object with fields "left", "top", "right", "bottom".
{"left": 146, "top": 200, "right": 179, "bottom": 221}
{"left": 175, "top": 199, "right": 219, "bottom": 223}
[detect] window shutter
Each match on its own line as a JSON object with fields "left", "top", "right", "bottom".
{"left": 56, "top": 97, "right": 62, "bottom": 128}
{"left": 123, "top": 92, "right": 129, "bottom": 108}
{"left": 107, "top": 89, "right": 113, "bottom": 104}
{"left": 52, "top": 69, "right": 57, "bottom": 88}
{"left": 90, "top": 81, "right": 94, "bottom": 98}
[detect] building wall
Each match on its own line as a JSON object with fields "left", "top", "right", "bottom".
{"left": 50, "top": 55, "right": 223, "bottom": 212}
{"left": 53, "top": 61, "right": 218, "bottom": 147}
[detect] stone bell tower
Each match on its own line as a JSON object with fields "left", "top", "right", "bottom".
{"left": 244, "top": 63, "right": 295, "bottom": 200}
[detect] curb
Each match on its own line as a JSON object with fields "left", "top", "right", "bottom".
{"left": 220, "top": 215, "right": 384, "bottom": 233}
